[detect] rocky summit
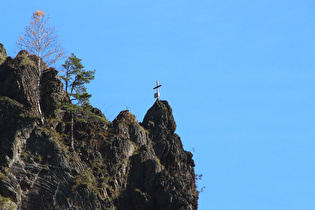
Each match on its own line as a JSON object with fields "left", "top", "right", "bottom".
{"left": 0, "top": 44, "right": 199, "bottom": 209}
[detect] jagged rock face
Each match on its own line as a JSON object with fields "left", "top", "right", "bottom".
{"left": 0, "top": 47, "right": 68, "bottom": 122}
{"left": 0, "top": 44, "right": 6, "bottom": 56}
{"left": 0, "top": 44, "right": 7, "bottom": 65}
{"left": 143, "top": 100, "right": 177, "bottom": 135}
{"left": 140, "top": 100, "right": 197, "bottom": 209}
{"left": 0, "top": 54, "right": 38, "bottom": 108}
{"left": 0, "top": 45, "right": 198, "bottom": 209}
{"left": 40, "top": 67, "right": 69, "bottom": 118}
{"left": 0, "top": 50, "right": 60, "bottom": 113}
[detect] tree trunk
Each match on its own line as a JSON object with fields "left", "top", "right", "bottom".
{"left": 36, "top": 57, "right": 44, "bottom": 124}
{"left": 70, "top": 111, "right": 74, "bottom": 150}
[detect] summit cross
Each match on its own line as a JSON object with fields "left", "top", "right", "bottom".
{"left": 153, "top": 81, "right": 162, "bottom": 99}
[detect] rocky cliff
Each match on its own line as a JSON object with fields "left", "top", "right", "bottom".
{"left": 0, "top": 44, "right": 198, "bottom": 209}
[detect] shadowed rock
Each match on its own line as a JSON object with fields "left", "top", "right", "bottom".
{"left": 0, "top": 46, "right": 199, "bottom": 209}
{"left": 142, "top": 100, "right": 176, "bottom": 135}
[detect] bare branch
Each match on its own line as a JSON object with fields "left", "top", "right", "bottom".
{"left": 17, "top": 10, "right": 66, "bottom": 68}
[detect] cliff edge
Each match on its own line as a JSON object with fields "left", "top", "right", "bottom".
{"left": 0, "top": 45, "right": 198, "bottom": 209}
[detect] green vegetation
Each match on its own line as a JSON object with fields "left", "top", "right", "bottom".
{"left": 0, "top": 172, "right": 7, "bottom": 181}
{"left": 69, "top": 156, "right": 77, "bottom": 162}
{"left": 61, "top": 53, "right": 95, "bottom": 107}
{"left": 70, "top": 154, "right": 125, "bottom": 202}
{"left": 61, "top": 53, "right": 96, "bottom": 151}
{"left": 0, "top": 195, "right": 10, "bottom": 207}
{"left": 37, "top": 154, "right": 43, "bottom": 162}
{"left": 0, "top": 55, "right": 6, "bottom": 65}
{"left": 21, "top": 152, "right": 28, "bottom": 159}
{"left": 0, "top": 196, "right": 17, "bottom": 210}
{"left": 122, "top": 111, "right": 138, "bottom": 125}
{"left": 0, "top": 96, "right": 37, "bottom": 123}
{"left": 88, "top": 111, "right": 109, "bottom": 124}
{"left": 76, "top": 117, "right": 87, "bottom": 124}
{"left": 0, "top": 96, "right": 23, "bottom": 110}
{"left": 0, "top": 43, "right": 7, "bottom": 65}
{"left": 72, "top": 170, "right": 97, "bottom": 191}
{"left": 17, "top": 53, "right": 36, "bottom": 68}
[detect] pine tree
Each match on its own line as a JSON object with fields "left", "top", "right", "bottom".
{"left": 62, "top": 53, "right": 95, "bottom": 106}
{"left": 61, "top": 53, "right": 95, "bottom": 150}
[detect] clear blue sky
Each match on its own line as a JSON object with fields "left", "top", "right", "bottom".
{"left": 1, "top": 1, "right": 315, "bottom": 209}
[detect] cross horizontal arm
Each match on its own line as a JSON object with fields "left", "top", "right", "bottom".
{"left": 153, "top": 84, "right": 162, "bottom": 90}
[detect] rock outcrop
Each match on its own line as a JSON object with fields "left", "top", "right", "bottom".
{"left": 0, "top": 44, "right": 198, "bottom": 209}
{"left": 0, "top": 44, "right": 7, "bottom": 65}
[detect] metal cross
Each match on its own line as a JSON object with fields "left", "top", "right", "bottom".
{"left": 153, "top": 81, "right": 162, "bottom": 99}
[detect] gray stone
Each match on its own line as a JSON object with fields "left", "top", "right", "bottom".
{"left": 0, "top": 49, "right": 199, "bottom": 209}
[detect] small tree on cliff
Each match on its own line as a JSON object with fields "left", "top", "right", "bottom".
{"left": 62, "top": 53, "right": 95, "bottom": 106}
{"left": 62, "top": 53, "right": 95, "bottom": 149}
{"left": 17, "top": 10, "right": 65, "bottom": 124}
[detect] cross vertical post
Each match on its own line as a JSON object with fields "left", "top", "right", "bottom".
{"left": 153, "top": 81, "right": 162, "bottom": 99}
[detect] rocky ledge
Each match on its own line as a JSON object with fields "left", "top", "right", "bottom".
{"left": 0, "top": 45, "right": 198, "bottom": 209}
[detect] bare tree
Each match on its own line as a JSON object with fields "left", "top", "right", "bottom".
{"left": 17, "top": 10, "right": 65, "bottom": 124}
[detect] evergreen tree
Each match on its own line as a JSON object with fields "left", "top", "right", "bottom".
{"left": 61, "top": 53, "right": 95, "bottom": 150}
{"left": 62, "top": 53, "right": 95, "bottom": 106}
